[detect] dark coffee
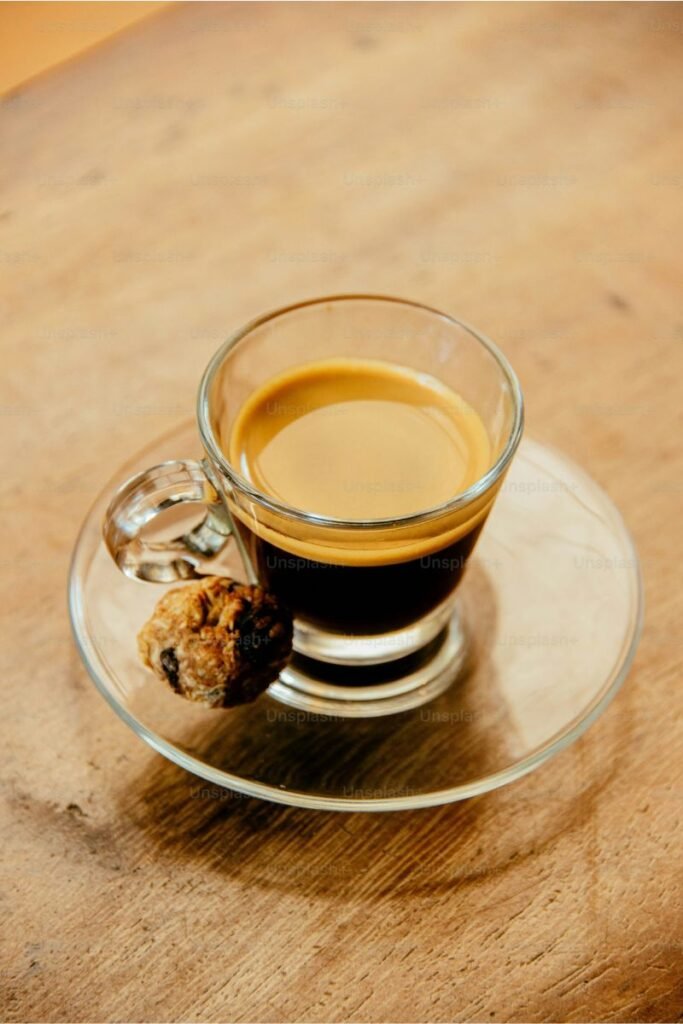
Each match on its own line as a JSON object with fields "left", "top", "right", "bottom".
{"left": 226, "top": 358, "right": 493, "bottom": 637}
{"left": 234, "top": 519, "right": 486, "bottom": 635}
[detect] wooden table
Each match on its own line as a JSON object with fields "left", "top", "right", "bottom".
{"left": 2, "top": 3, "right": 681, "bottom": 1021}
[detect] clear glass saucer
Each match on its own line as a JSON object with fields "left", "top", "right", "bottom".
{"left": 68, "top": 422, "right": 643, "bottom": 811}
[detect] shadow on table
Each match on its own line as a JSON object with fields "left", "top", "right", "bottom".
{"left": 115, "top": 561, "right": 625, "bottom": 901}
{"left": 118, "top": 747, "right": 620, "bottom": 902}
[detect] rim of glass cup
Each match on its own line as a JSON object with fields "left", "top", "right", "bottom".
{"left": 197, "top": 294, "right": 525, "bottom": 528}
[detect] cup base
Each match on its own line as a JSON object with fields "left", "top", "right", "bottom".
{"left": 267, "top": 606, "right": 468, "bottom": 718}
{"left": 291, "top": 597, "right": 457, "bottom": 666}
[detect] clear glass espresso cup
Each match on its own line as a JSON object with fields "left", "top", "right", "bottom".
{"left": 104, "top": 295, "right": 523, "bottom": 672}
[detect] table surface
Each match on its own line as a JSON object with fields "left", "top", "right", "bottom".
{"left": 2, "top": 3, "right": 681, "bottom": 1021}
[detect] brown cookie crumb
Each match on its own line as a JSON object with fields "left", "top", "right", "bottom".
{"left": 137, "top": 576, "right": 292, "bottom": 708}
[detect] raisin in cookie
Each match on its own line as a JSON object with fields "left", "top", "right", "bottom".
{"left": 137, "top": 576, "right": 292, "bottom": 708}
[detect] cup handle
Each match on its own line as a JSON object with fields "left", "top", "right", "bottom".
{"left": 103, "top": 458, "right": 234, "bottom": 583}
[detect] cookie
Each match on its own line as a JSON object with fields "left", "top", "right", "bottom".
{"left": 137, "top": 576, "right": 293, "bottom": 708}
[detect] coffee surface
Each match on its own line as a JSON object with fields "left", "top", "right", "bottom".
{"left": 229, "top": 359, "right": 491, "bottom": 520}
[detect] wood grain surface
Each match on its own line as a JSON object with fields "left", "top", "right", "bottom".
{"left": 1, "top": 3, "right": 681, "bottom": 1021}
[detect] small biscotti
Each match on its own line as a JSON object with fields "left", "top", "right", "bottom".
{"left": 137, "top": 576, "right": 292, "bottom": 708}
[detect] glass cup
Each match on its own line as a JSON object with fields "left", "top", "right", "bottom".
{"left": 104, "top": 295, "right": 523, "bottom": 691}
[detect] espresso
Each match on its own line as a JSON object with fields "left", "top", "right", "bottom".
{"left": 233, "top": 524, "right": 486, "bottom": 634}
{"left": 226, "top": 359, "right": 494, "bottom": 635}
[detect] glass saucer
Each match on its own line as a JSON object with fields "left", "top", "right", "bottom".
{"left": 68, "top": 422, "right": 643, "bottom": 811}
